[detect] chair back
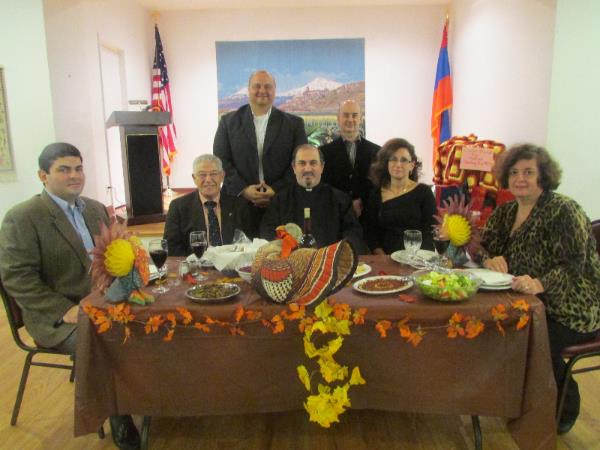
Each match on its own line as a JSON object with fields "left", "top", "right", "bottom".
{"left": 592, "top": 219, "right": 600, "bottom": 257}
{"left": 0, "top": 276, "right": 28, "bottom": 348}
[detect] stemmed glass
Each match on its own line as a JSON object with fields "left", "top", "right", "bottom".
{"left": 432, "top": 227, "right": 450, "bottom": 267}
{"left": 403, "top": 229, "right": 422, "bottom": 260}
{"left": 149, "top": 239, "right": 170, "bottom": 293}
{"left": 189, "top": 231, "right": 208, "bottom": 282}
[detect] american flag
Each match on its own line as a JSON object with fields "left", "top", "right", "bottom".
{"left": 152, "top": 25, "right": 177, "bottom": 176}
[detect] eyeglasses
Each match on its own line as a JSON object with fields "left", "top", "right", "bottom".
{"left": 389, "top": 156, "right": 412, "bottom": 164}
{"left": 194, "top": 171, "right": 222, "bottom": 180}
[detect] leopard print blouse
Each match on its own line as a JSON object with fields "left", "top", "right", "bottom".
{"left": 482, "top": 191, "right": 600, "bottom": 333}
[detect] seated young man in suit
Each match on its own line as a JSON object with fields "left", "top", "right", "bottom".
{"left": 163, "top": 154, "right": 254, "bottom": 256}
{"left": 0, "top": 143, "right": 139, "bottom": 450}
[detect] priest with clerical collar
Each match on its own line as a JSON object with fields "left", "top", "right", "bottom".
{"left": 260, "top": 144, "right": 367, "bottom": 253}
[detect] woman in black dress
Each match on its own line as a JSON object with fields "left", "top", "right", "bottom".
{"left": 364, "top": 138, "right": 436, "bottom": 254}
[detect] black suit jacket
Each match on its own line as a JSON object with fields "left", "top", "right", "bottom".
{"left": 320, "top": 136, "right": 380, "bottom": 203}
{"left": 213, "top": 105, "right": 307, "bottom": 195}
{"left": 163, "top": 190, "right": 254, "bottom": 257}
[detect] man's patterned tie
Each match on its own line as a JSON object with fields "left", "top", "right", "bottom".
{"left": 204, "top": 201, "right": 222, "bottom": 246}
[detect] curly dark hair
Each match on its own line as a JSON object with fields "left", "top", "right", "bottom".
{"left": 496, "top": 143, "right": 562, "bottom": 190}
{"left": 369, "top": 138, "right": 422, "bottom": 188}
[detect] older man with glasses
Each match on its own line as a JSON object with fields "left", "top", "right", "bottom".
{"left": 163, "top": 154, "right": 254, "bottom": 256}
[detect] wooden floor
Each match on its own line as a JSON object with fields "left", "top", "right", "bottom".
{"left": 1, "top": 307, "right": 599, "bottom": 450}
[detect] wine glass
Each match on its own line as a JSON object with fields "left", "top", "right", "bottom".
{"left": 432, "top": 227, "right": 450, "bottom": 267}
{"left": 149, "top": 239, "right": 170, "bottom": 293}
{"left": 403, "top": 229, "right": 422, "bottom": 259}
{"left": 189, "top": 231, "right": 208, "bottom": 281}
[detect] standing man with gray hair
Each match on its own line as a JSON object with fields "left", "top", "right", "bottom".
{"left": 321, "top": 99, "right": 380, "bottom": 219}
{"left": 213, "top": 70, "right": 307, "bottom": 229}
{"left": 163, "top": 154, "right": 254, "bottom": 256}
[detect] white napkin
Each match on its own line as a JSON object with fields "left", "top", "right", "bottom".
{"left": 200, "top": 238, "right": 269, "bottom": 272}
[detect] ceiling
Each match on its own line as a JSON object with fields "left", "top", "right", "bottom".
{"left": 135, "top": 0, "right": 449, "bottom": 11}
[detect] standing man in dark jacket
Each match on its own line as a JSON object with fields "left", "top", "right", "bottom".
{"left": 213, "top": 70, "right": 307, "bottom": 229}
{"left": 320, "top": 99, "right": 380, "bottom": 219}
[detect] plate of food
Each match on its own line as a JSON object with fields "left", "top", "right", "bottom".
{"left": 353, "top": 262, "right": 372, "bottom": 278}
{"left": 185, "top": 283, "right": 241, "bottom": 303}
{"left": 353, "top": 275, "right": 413, "bottom": 295}
{"left": 390, "top": 249, "right": 437, "bottom": 268}
{"left": 413, "top": 269, "right": 482, "bottom": 302}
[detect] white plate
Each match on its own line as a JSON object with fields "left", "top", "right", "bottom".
{"left": 353, "top": 275, "right": 414, "bottom": 295}
{"left": 390, "top": 249, "right": 437, "bottom": 268}
{"left": 480, "top": 284, "right": 512, "bottom": 291}
{"left": 464, "top": 268, "right": 513, "bottom": 287}
{"left": 353, "top": 262, "right": 372, "bottom": 278}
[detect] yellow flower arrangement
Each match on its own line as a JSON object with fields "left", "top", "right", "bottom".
{"left": 297, "top": 301, "right": 366, "bottom": 427}
{"left": 104, "top": 239, "right": 136, "bottom": 277}
{"left": 443, "top": 214, "right": 472, "bottom": 247}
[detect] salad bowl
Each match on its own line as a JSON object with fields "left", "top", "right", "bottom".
{"left": 412, "top": 269, "right": 482, "bottom": 302}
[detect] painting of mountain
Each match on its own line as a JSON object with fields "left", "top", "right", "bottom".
{"left": 215, "top": 39, "right": 365, "bottom": 145}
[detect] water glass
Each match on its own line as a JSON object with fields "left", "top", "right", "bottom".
{"left": 403, "top": 229, "right": 422, "bottom": 257}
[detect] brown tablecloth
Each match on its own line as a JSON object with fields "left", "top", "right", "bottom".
{"left": 74, "top": 256, "right": 556, "bottom": 449}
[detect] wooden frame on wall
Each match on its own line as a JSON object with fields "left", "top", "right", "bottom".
{"left": 0, "top": 67, "right": 16, "bottom": 182}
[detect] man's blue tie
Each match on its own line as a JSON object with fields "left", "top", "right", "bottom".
{"left": 204, "top": 201, "right": 222, "bottom": 246}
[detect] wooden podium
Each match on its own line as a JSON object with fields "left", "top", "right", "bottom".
{"left": 106, "top": 111, "right": 171, "bottom": 225}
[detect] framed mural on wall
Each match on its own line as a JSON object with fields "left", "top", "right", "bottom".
{"left": 0, "top": 67, "right": 16, "bottom": 182}
{"left": 216, "top": 39, "right": 365, "bottom": 146}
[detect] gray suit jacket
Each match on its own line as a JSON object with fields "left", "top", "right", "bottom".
{"left": 0, "top": 191, "right": 109, "bottom": 348}
{"left": 213, "top": 104, "right": 307, "bottom": 195}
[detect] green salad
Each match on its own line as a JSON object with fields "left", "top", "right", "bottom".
{"left": 415, "top": 271, "right": 478, "bottom": 301}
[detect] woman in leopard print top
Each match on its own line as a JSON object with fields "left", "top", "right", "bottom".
{"left": 480, "top": 144, "right": 600, "bottom": 434}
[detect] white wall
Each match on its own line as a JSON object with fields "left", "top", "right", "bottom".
{"left": 0, "top": 0, "right": 55, "bottom": 219}
{"left": 451, "top": 0, "right": 556, "bottom": 145}
{"left": 158, "top": 5, "right": 448, "bottom": 186}
{"left": 44, "top": 0, "right": 153, "bottom": 206}
{"left": 547, "top": 0, "right": 600, "bottom": 219}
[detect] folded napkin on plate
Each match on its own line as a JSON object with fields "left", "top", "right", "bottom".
{"left": 201, "top": 238, "right": 269, "bottom": 272}
{"left": 466, "top": 268, "right": 513, "bottom": 285}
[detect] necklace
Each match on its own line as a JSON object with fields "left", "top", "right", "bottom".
{"left": 387, "top": 180, "right": 413, "bottom": 195}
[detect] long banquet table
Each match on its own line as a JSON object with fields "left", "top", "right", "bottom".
{"left": 74, "top": 255, "right": 556, "bottom": 449}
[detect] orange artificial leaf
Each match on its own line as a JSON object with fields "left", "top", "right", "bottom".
{"left": 205, "top": 316, "right": 217, "bottom": 325}
{"left": 193, "top": 322, "right": 211, "bottom": 333}
{"left": 288, "top": 303, "right": 300, "bottom": 312}
{"left": 446, "top": 312, "right": 465, "bottom": 338}
{"left": 176, "top": 307, "right": 193, "bottom": 325}
{"left": 144, "top": 315, "right": 164, "bottom": 334}
{"left": 234, "top": 305, "right": 244, "bottom": 323}
{"left": 465, "top": 318, "right": 485, "bottom": 339}
{"left": 164, "top": 328, "right": 175, "bottom": 342}
{"left": 516, "top": 314, "right": 530, "bottom": 330}
{"left": 407, "top": 328, "right": 425, "bottom": 347}
{"left": 511, "top": 299, "right": 530, "bottom": 313}
{"left": 491, "top": 304, "right": 508, "bottom": 321}
{"left": 332, "top": 303, "right": 351, "bottom": 321}
{"left": 375, "top": 320, "right": 392, "bottom": 338}
{"left": 229, "top": 326, "right": 245, "bottom": 336}
{"left": 398, "top": 324, "right": 411, "bottom": 338}
{"left": 352, "top": 307, "right": 367, "bottom": 325}
{"left": 398, "top": 294, "right": 417, "bottom": 303}
{"left": 96, "top": 316, "right": 112, "bottom": 333}
{"left": 166, "top": 312, "right": 176, "bottom": 328}
{"left": 244, "top": 309, "right": 262, "bottom": 321}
